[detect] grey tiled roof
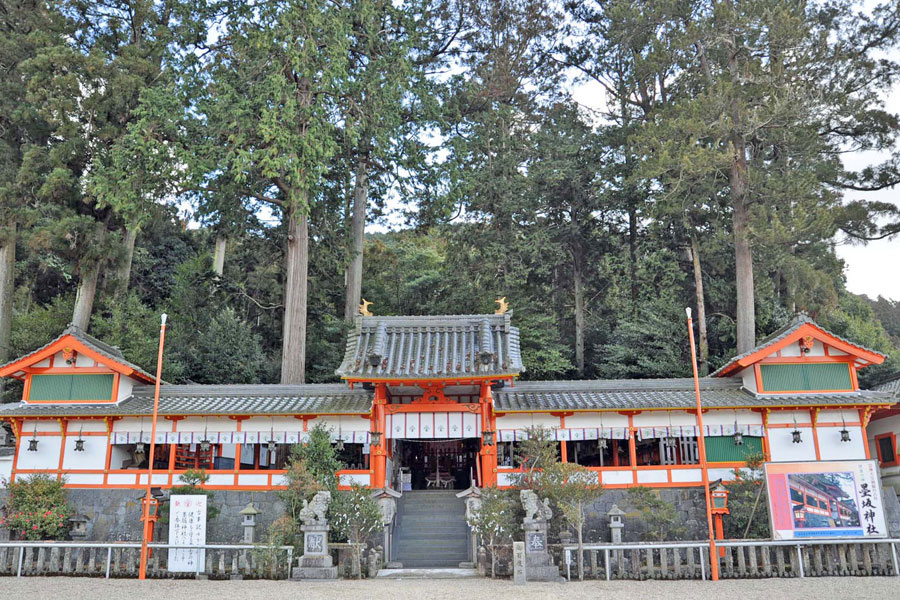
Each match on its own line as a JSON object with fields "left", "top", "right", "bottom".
{"left": 336, "top": 314, "right": 523, "bottom": 380}
{"left": 711, "top": 314, "right": 885, "bottom": 376}
{"left": 493, "top": 378, "right": 894, "bottom": 411}
{"left": 0, "top": 324, "right": 157, "bottom": 382}
{"left": 0, "top": 384, "right": 373, "bottom": 417}
{"left": 872, "top": 373, "right": 900, "bottom": 396}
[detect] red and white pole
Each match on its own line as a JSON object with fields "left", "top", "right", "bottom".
{"left": 139, "top": 313, "right": 167, "bottom": 580}
{"left": 687, "top": 307, "right": 719, "bottom": 581}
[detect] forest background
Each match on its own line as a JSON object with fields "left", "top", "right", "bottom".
{"left": 2, "top": 0, "right": 900, "bottom": 400}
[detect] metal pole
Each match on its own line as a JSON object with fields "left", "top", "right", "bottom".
{"left": 139, "top": 313, "right": 167, "bottom": 580}
{"left": 17, "top": 545, "right": 23, "bottom": 577}
{"left": 686, "top": 307, "right": 719, "bottom": 581}
{"left": 891, "top": 542, "right": 898, "bottom": 577}
{"left": 700, "top": 545, "right": 706, "bottom": 580}
{"left": 286, "top": 547, "right": 293, "bottom": 579}
{"left": 105, "top": 547, "right": 112, "bottom": 578}
{"left": 566, "top": 549, "right": 571, "bottom": 581}
{"left": 796, "top": 545, "right": 805, "bottom": 578}
{"left": 604, "top": 549, "right": 610, "bottom": 581}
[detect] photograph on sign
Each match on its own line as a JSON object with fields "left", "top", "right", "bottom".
{"left": 764, "top": 460, "right": 886, "bottom": 540}
{"left": 167, "top": 494, "right": 208, "bottom": 572}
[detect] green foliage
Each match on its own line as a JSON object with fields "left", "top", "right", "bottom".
{"left": 723, "top": 453, "right": 771, "bottom": 540}
{"left": 290, "top": 424, "right": 344, "bottom": 492}
{"left": 330, "top": 483, "right": 382, "bottom": 545}
{"left": 179, "top": 308, "right": 265, "bottom": 384}
{"left": 510, "top": 426, "right": 559, "bottom": 491}
{"left": 543, "top": 462, "right": 603, "bottom": 580}
{"left": 466, "top": 487, "right": 517, "bottom": 578}
{"left": 1, "top": 474, "right": 72, "bottom": 540}
{"left": 626, "top": 486, "right": 686, "bottom": 542}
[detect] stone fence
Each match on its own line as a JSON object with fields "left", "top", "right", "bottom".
{"left": 0, "top": 541, "right": 368, "bottom": 579}
{"left": 560, "top": 539, "right": 900, "bottom": 580}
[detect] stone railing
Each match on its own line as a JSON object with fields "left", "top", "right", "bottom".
{"left": 562, "top": 539, "right": 900, "bottom": 581}
{"left": 0, "top": 542, "right": 294, "bottom": 579}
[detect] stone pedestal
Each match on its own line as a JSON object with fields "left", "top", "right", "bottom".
{"left": 523, "top": 519, "right": 561, "bottom": 582}
{"left": 291, "top": 524, "right": 337, "bottom": 579}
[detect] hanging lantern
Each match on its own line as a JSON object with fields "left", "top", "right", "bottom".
{"left": 336, "top": 437, "right": 345, "bottom": 452}
{"left": 791, "top": 418, "right": 802, "bottom": 444}
{"left": 840, "top": 417, "right": 851, "bottom": 443}
{"left": 732, "top": 421, "right": 744, "bottom": 446}
{"left": 74, "top": 427, "right": 85, "bottom": 452}
{"left": 482, "top": 430, "right": 496, "bottom": 446}
{"left": 267, "top": 427, "right": 277, "bottom": 455}
{"left": 27, "top": 426, "right": 39, "bottom": 452}
{"left": 369, "top": 430, "right": 383, "bottom": 447}
{"left": 597, "top": 430, "right": 608, "bottom": 451}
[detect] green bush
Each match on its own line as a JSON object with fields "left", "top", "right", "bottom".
{"left": 1, "top": 474, "right": 72, "bottom": 540}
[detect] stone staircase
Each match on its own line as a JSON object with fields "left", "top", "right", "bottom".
{"left": 392, "top": 490, "right": 470, "bottom": 568}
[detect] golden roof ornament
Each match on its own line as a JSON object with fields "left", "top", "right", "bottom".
{"left": 359, "top": 299, "right": 373, "bottom": 317}
{"left": 494, "top": 297, "right": 509, "bottom": 315}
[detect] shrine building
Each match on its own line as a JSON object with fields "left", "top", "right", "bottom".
{"left": 0, "top": 312, "right": 895, "bottom": 494}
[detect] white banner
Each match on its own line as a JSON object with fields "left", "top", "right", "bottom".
{"left": 168, "top": 495, "right": 207, "bottom": 572}
{"left": 498, "top": 427, "right": 629, "bottom": 442}
{"left": 385, "top": 412, "right": 482, "bottom": 439}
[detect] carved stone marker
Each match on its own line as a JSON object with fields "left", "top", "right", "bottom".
{"left": 513, "top": 541, "right": 526, "bottom": 585}
{"left": 519, "top": 489, "right": 562, "bottom": 582}
{"left": 291, "top": 491, "right": 337, "bottom": 580}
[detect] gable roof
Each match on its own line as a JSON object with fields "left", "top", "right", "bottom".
{"left": 493, "top": 377, "right": 893, "bottom": 411}
{"left": 711, "top": 314, "right": 885, "bottom": 377}
{"left": 0, "top": 384, "right": 372, "bottom": 417}
{"left": 871, "top": 373, "right": 900, "bottom": 396}
{"left": 0, "top": 325, "right": 157, "bottom": 384}
{"left": 336, "top": 314, "right": 523, "bottom": 381}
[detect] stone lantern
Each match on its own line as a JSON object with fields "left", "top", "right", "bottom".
{"left": 68, "top": 514, "right": 90, "bottom": 540}
{"left": 240, "top": 502, "right": 261, "bottom": 543}
{"left": 607, "top": 504, "right": 625, "bottom": 544}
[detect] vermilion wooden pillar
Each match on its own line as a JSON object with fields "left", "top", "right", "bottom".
{"left": 371, "top": 383, "right": 388, "bottom": 488}
{"left": 479, "top": 384, "right": 498, "bottom": 487}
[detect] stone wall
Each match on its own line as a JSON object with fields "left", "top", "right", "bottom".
{"left": 54, "top": 489, "right": 286, "bottom": 543}
{"left": 582, "top": 488, "right": 709, "bottom": 543}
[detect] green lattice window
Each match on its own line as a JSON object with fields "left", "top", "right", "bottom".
{"left": 759, "top": 363, "right": 852, "bottom": 392}
{"left": 29, "top": 374, "right": 114, "bottom": 402}
{"left": 704, "top": 435, "right": 763, "bottom": 462}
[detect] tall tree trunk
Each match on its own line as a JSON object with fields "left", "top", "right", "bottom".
{"left": 343, "top": 155, "right": 368, "bottom": 322}
{"left": 0, "top": 216, "right": 15, "bottom": 365}
{"left": 573, "top": 255, "right": 585, "bottom": 374}
{"left": 689, "top": 233, "right": 709, "bottom": 375}
{"left": 115, "top": 226, "right": 138, "bottom": 294}
{"left": 577, "top": 521, "right": 584, "bottom": 581}
{"left": 628, "top": 204, "right": 638, "bottom": 314}
{"left": 281, "top": 205, "right": 309, "bottom": 384}
{"left": 72, "top": 261, "right": 101, "bottom": 331}
{"left": 213, "top": 235, "right": 227, "bottom": 276}
{"left": 730, "top": 138, "right": 755, "bottom": 353}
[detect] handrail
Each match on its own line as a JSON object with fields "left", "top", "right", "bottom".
{"left": 560, "top": 538, "right": 900, "bottom": 581}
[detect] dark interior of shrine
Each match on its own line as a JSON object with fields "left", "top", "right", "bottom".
{"left": 393, "top": 438, "right": 480, "bottom": 490}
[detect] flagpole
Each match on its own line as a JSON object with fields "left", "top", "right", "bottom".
{"left": 686, "top": 307, "right": 719, "bottom": 581}
{"left": 139, "top": 313, "right": 167, "bottom": 580}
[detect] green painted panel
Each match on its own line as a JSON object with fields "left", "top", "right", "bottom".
{"left": 29, "top": 374, "right": 114, "bottom": 401}
{"left": 760, "top": 363, "right": 852, "bottom": 392}
{"left": 705, "top": 435, "right": 763, "bottom": 462}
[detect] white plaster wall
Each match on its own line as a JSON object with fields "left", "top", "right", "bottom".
{"left": 65, "top": 473, "right": 104, "bottom": 485}
{"left": 339, "top": 473, "right": 371, "bottom": 487}
{"left": 112, "top": 418, "right": 174, "bottom": 433}
{"left": 177, "top": 416, "right": 238, "bottom": 433}
{"left": 495, "top": 414, "right": 560, "bottom": 429}
{"left": 74, "top": 352, "right": 95, "bottom": 367}
{"left": 16, "top": 435, "right": 62, "bottom": 469}
{"left": 565, "top": 412, "right": 629, "bottom": 428}
{"left": 768, "top": 427, "right": 817, "bottom": 461}
{"left": 309, "top": 415, "right": 371, "bottom": 433}
{"left": 737, "top": 367, "right": 758, "bottom": 393}
{"left": 0, "top": 456, "right": 12, "bottom": 486}
{"left": 633, "top": 411, "right": 696, "bottom": 427}
{"left": 33, "top": 358, "right": 51, "bottom": 368}
{"left": 636, "top": 470, "right": 667, "bottom": 484}
{"left": 237, "top": 474, "right": 268, "bottom": 486}
{"left": 62, "top": 439, "right": 106, "bottom": 470}
{"left": 24, "top": 420, "right": 62, "bottom": 433}
{"left": 108, "top": 473, "right": 139, "bottom": 485}
{"left": 818, "top": 409, "right": 858, "bottom": 423}
{"left": 768, "top": 410, "right": 813, "bottom": 425}
{"left": 601, "top": 471, "right": 634, "bottom": 485}
{"left": 137, "top": 473, "right": 169, "bottom": 485}
{"left": 709, "top": 468, "right": 738, "bottom": 482}
{"left": 116, "top": 377, "right": 135, "bottom": 402}
{"left": 817, "top": 426, "right": 866, "bottom": 460}
{"left": 671, "top": 469, "right": 702, "bottom": 483}
{"left": 697, "top": 410, "right": 762, "bottom": 426}
{"left": 65, "top": 419, "right": 106, "bottom": 433}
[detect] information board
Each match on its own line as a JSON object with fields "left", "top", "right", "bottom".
{"left": 168, "top": 494, "right": 207, "bottom": 572}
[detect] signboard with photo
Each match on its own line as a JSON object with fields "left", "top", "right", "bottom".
{"left": 765, "top": 460, "right": 886, "bottom": 540}
{"left": 168, "top": 494, "right": 207, "bottom": 572}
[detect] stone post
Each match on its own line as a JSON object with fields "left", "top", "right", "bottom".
{"left": 608, "top": 504, "right": 625, "bottom": 544}
{"left": 513, "top": 541, "right": 526, "bottom": 585}
{"left": 291, "top": 491, "right": 338, "bottom": 580}
{"left": 458, "top": 485, "right": 483, "bottom": 568}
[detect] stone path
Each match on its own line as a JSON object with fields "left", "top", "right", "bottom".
{"left": 3, "top": 576, "right": 898, "bottom": 600}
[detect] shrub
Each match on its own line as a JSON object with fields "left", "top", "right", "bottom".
{"left": 1, "top": 474, "right": 72, "bottom": 540}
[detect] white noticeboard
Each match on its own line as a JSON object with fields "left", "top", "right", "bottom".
{"left": 168, "top": 494, "right": 207, "bottom": 572}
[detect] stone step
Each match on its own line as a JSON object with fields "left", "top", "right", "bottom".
{"left": 376, "top": 568, "right": 478, "bottom": 579}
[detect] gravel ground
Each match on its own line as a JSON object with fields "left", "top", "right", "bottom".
{"left": 2, "top": 576, "right": 898, "bottom": 600}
